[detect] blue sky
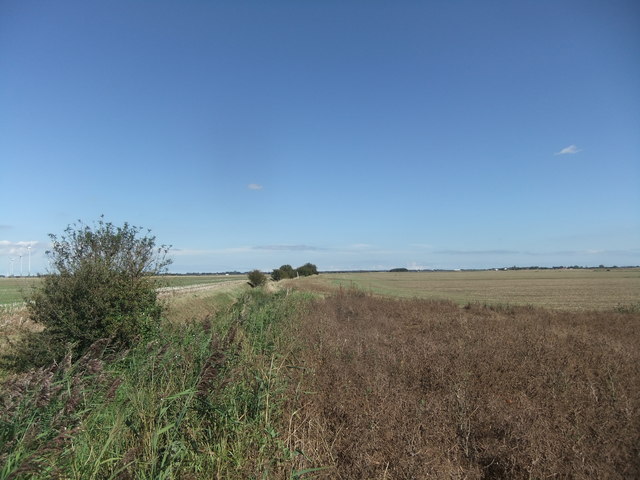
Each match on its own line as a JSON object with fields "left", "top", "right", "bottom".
{"left": 1, "top": 1, "right": 639, "bottom": 273}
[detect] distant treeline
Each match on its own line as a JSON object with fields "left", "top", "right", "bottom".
{"left": 147, "top": 265, "right": 640, "bottom": 279}
{"left": 271, "top": 263, "right": 318, "bottom": 281}
{"left": 502, "top": 265, "right": 634, "bottom": 270}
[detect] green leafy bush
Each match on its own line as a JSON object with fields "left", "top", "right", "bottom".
{"left": 271, "top": 263, "right": 318, "bottom": 281}
{"left": 247, "top": 269, "right": 267, "bottom": 287}
{"left": 7, "top": 218, "right": 171, "bottom": 370}
{"left": 279, "top": 264, "right": 296, "bottom": 278}
{"left": 296, "top": 262, "right": 318, "bottom": 277}
{"left": 271, "top": 264, "right": 296, "bottom": 281}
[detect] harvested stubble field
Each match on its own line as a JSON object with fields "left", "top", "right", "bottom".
{"left": 287, "top": 288, "right": 640, "bottom": 479}
{"left": 293, "top": 268, "right": 640, "bottom": 311}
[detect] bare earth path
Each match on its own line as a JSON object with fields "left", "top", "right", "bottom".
{"left": 157, "top": 279, "right": 247, "bottom": 297}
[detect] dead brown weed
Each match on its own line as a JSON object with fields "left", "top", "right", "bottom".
{"left": 288, "top": 288, "right": 640, "bottom": 479}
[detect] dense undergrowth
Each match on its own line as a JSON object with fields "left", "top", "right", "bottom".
{"left": 0, "top": 289, "right": 312, "bottom": 479}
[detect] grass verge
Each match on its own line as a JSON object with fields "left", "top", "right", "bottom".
{"left": 0, "top": 289, "right": 312, "bottom": 479}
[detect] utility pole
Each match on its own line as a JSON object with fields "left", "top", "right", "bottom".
{"left": 28, "top": 245, "right": 31, "bottom": 276}
{"left": 20, "top": 254, "right": 23, "bottom": 277}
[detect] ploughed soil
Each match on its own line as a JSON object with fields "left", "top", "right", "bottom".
{"left": 287, "top": 289, "right": 640, "bottom": 479}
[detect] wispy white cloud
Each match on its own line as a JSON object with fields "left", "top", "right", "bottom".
{"left": 409, "top": 243, "right": 433, "bottom": 249}
{"left": 349, "top": 243, "right": 373, "bottom": 249}
{"left": 0, "top": 240, "right": 40, "bottom": 256}
{"left": 551, "top": 248, "right": 638, "bottom": 256}
{"left": 247, "top": 183, "right": 263, "bottom": 190}
{"left": 555, "top": 144, "right": 581, "bottom": 155}
{"left": 430, "top": 247, "right": 639, "bottom": 258}
{"left": 172, "top": 244, "right": 327, "bottom": 256}
{"left": 170, "top": 246, "right": 252, "bottom": 256}
{"left": 434, "top": 249, "right": 520, "bottom": 255}
{"left": 254, "top": 245, "right": 325, "bottom": 251}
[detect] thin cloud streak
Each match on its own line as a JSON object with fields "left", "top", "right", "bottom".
{"left": 172, "top": 245, "right": 326, "bottom": 256}
{"left": 434, "top": 249, "right": 520, "bottom": 255}
{"left": 171, "top": 247, "right": 252, "bottom": 256}
{"left": 409, "top": 243, "right": 433, "bottom": 249}
{"left": 349, "top": 243, "right": 373, "bottom": 249}
{"left": 548, "top": 249, "right": 639, "bottom": 257}
{"left": 247, "top": 183, "right": 263, "bottom": 190}
{"left": 254, "top": 245, "right": 325, "bottom": 251}
{"left": 0, "top": 240, "right": 40, "bottom": 255}
{"left": 555, "top": 144, "right": 581, "bottom": 155}
{"left": 433, "top": 248, "right": 639, "bottom": 258}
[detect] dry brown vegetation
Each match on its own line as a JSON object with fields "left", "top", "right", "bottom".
{"left": 287, "top": 288, "right": 640, "bottom": 479}
{"left": 0, "top": 306, "right": 42, "bottom": 373}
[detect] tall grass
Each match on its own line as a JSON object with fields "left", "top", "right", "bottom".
{"left": 0, "top": 289, "right": 311, "bottom": 479}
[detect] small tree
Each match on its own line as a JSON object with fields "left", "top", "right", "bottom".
{"left": 296, "top": 262, "right": 318, "bottom": 277}
{"left": 280, "top": 264, "right": 296, "bottom": 279}
{"left": 271, "top": 268, "right": 283, "bottom": 281}
{"left": 271, "top": 264, "right": 296, "bottom": 281}
{"left": 10, "top": 217, "right": 171, "bottom": 369}
{"left": 248, "top": 269, "right": 267, "bottom": 287}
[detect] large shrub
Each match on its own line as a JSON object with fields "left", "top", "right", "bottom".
{"left": 271, "top": 264, "right": 296, "bottom": 281}
{"left": 12, "top": 218, "right": 171, "bottom": 369}
{"left": 296, "top": 262, "right": 318, "bottom": 277}
{"left": 271, "top": 268, "right": 284, "bottom": 282}
{"left": 248, "top": 270, "right": 267, "bottom": 287}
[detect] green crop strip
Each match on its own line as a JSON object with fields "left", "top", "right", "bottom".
{"left": 0, "top": 289, "right": 314, "bottom": 479}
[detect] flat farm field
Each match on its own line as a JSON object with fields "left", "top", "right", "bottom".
{"left": 292, "top": 268, "right": 640, "bottom": 310}
{"left": 0, "top": 274, "right": 246, "bottom": 305}
{"left": 0, "top": 277, "right": 41, "bottom": 305}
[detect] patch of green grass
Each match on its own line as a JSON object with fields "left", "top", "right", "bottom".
{"left": 0, "top": 289, "right": 313, "bottom": 479}
{"left": 0, "top": 278, "right": 41, "bottom": 305}
{"left": 0, "top": 276, "right": 245, "bottom": 305}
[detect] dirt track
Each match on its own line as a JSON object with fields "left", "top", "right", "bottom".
{"left": 157, "top": 280, "right": 247, "bottom": 297}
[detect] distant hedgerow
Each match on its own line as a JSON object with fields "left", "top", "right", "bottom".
{"left": 271, "top": 264, "right": 296, "bottom": 281}
{"left": 272, "top": 263, "right": 318, "bottom": 281}
{"left": 296, "top": 263, "right": 318, "bottom": 277}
